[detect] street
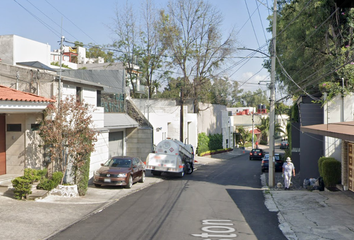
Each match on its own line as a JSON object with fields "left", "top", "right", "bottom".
{"left": 49, "top": 152, "right": 286, "bottom": 240}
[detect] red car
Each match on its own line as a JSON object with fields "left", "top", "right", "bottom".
{"left": 93, "top": 156, "right": 146, "bottom": 188}
{"left": 249, "top": 149, "right": 265, "bottom": 160}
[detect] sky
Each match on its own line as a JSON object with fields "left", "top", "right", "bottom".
{"left": 1, "top": 0, "right": 287, "bottom": 101}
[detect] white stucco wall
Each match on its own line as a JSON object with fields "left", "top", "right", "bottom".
{"left": 222, "top": 110, "right": 234, "bottom": 149}
{"left": 324, "top": 93, "right": 354, "bottom": 160}
{"left": 198, "top": 103, "right": 227, "bottom": 135}
{"left": 12, "top": 35, "right": 51, "bottom": 66}
{"left": 89, "top": 131, "right": 109, "bottom": 178}
{"left": 132, "top": 99, "right": 198, "bottom": 149}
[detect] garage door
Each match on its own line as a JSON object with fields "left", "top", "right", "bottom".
{"left": 109, "top": 131, "right": 123, "bottom": 158}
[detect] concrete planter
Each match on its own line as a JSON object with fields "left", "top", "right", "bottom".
{"left": 49, "top": 184, "right": 78, "bottom": 197}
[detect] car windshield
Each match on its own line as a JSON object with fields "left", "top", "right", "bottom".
{"left": 104, "top": 158, "right": 132, "bottom": 168}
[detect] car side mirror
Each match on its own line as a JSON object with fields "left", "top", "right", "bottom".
{"left": 133, "top": 164, "right": 138, "bottom": 168}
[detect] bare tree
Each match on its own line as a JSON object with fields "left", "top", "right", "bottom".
{"left": 111, "top": 1, "right": 139, "bottom": 95}
{"left": 111, "top": 0, "right": 167, "bottom": 98}
{"left": 140, "top": 0, "right": 168, "bottom": 98}
{"left": 158, "top": 0, "right": 236, "bottom": 113}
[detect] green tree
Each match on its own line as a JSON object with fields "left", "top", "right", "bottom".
{"left": 237, "top": 126, "right": 251, "bottom": 146}
{"left": 240, "top": 89, "right": 269, "bottom": 108}
{"left": 74, "top": 41, "right": 113, "bottom": 63}
{"left": 210, "top": 76, "right": 232, "bottom": 105}
{"left": 86, "top": 45, "right": 114, "bottom": 63}
{"left": 256, "top": 117, "right": 285, "bottom": 143}
{"left": 230, "top": 81, "right": 244, "bottom": 106}
{"left": 270, "top": 0, "right": 354, "bottom": 99}
{"left": 275, "top": 102, "right": 290, "bottom": 115}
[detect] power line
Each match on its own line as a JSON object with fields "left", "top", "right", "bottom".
{"left": 14, "top": 0, "right": 60, "bottom": 38}
{"left": 25, "top": 0, "right": 78, "bottom": 41}
{"left": 255, "top": 0, "right": 268, "bottom": 43}
{"left": 244, "top": 0, "right": 261, "bottom": 48}
{"left": 45, "top": 0, "right": 98, "bottom": 45}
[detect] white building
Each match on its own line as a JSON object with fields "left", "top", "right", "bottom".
{"left": 0, "top": 35, "right": 51, "bottom": 66}
{"left": 132, "top": 99, "right": 198, "bottom": 150}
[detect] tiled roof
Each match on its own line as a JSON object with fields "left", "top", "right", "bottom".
{"left": 0, "top": 85, "right": 55, "bottom": 103}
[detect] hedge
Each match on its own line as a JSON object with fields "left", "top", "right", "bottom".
{"left": 319, "top": 157, "right": 341, "bottom": 187}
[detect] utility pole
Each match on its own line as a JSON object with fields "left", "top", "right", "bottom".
{"left": 180, "top": 81, "right": 184, "bottom": 142}
{"left": 58, "top": 36, "right": 64, "bottom": 107}
{"left": 252, "top": 112, "right": 254, "bottom": 149}
{"left": 268, "top": 0, "right": 277, "bottom": 187}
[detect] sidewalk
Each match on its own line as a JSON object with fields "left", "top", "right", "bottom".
{"left": 261, "top": 157, "right": 354, "bottom": 239}
{"left": 263, "top": 178, "right": 354, "bottom": 240}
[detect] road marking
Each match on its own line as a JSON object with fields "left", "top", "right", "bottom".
{"left": 192, "top": 219, "right": 237, "bottom": 239}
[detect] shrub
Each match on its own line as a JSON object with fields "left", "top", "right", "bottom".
{"left": 12, "top": 177, "right": 32, "bottom": 200}
{"left": 198, "top": 133, "right": 209, "bottom": 155}
{"left": 74, "top": 153, "right": 91, "bottom": 196}
{"left": 37, "top": 171, "right": 63, "bottom": 191}
{"left": 318, "top": 156, "right": 332, "bottom": 177}
{"left": 322, "top": 158, "right": 341, "bottom": 187}
{"left": 11, "top": 168, "right": 48, "bottom": 200}
{"left": 209, "top": 133, "right": 223, "bottom": 150}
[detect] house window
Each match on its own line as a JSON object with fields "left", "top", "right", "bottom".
{"left": 76, "top": 87, "right": 82, "bottom": 102}
{"left": 7, "top": 124, "right": 21, "bottom": 132}
{"left": 97, "top": 90, "right": 101, "bottom": 107}
{"left": 31, "top": 124, "right": 40, "bottom": 131}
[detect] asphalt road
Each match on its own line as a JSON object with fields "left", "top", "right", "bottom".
{"left": 49, "top": 153, "right": 286, "bottom": 240}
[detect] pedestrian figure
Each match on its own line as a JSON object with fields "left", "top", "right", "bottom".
{"left": 282, "top": 157, "right": 295, "bottom": 190}
{"left": 255, "top": 141, "right": 259, "bottom": 149}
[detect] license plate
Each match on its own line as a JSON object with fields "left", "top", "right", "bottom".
{"left": 104, "top": 178, "right": 111, "bottom": 183}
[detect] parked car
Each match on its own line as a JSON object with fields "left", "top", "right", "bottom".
{"left": 93, "top": 156, "right": 146, "bottom": 188}
{"left": 261, "top": 154, "right": 284, "bottom": 172}
{"left": 280, "top": 140, "right": 289, "bottom": 149}
{"left": 249, "top": 149, "right": 265, "bottom": 160}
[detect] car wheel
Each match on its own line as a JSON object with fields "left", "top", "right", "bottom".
{"left": 94, "top": 184, "right": 101, "bottom": 187}
{"left": 126, "top": 176, "right": 133, "bottom": 189}
{"left": 186, "top": 163, "right": 194, "bottom": 174}
{"left": 139, "top": 172, "right": 145, "bottom": 183}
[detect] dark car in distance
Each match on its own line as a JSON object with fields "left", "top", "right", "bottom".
{"left": 249, "top": 149, "right": 265, "bottom": 160}
{"left": 93, "top": 156, "right": 146, "bottom": 188}
{"left": 261, "top": 154, "right": 283, "bottom": 172}
{"left": 280, "top": 140, "right": 289, "bottom": 149}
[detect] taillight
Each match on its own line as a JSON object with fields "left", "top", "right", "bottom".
{"left": 179, "top": 165, "right": 184, "bottom": 169}
{"left": 259, "top": 153, "right": 261, "bottom": 155}
{"left": 250, "top": 153, "right": 253, "bottom": 155}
